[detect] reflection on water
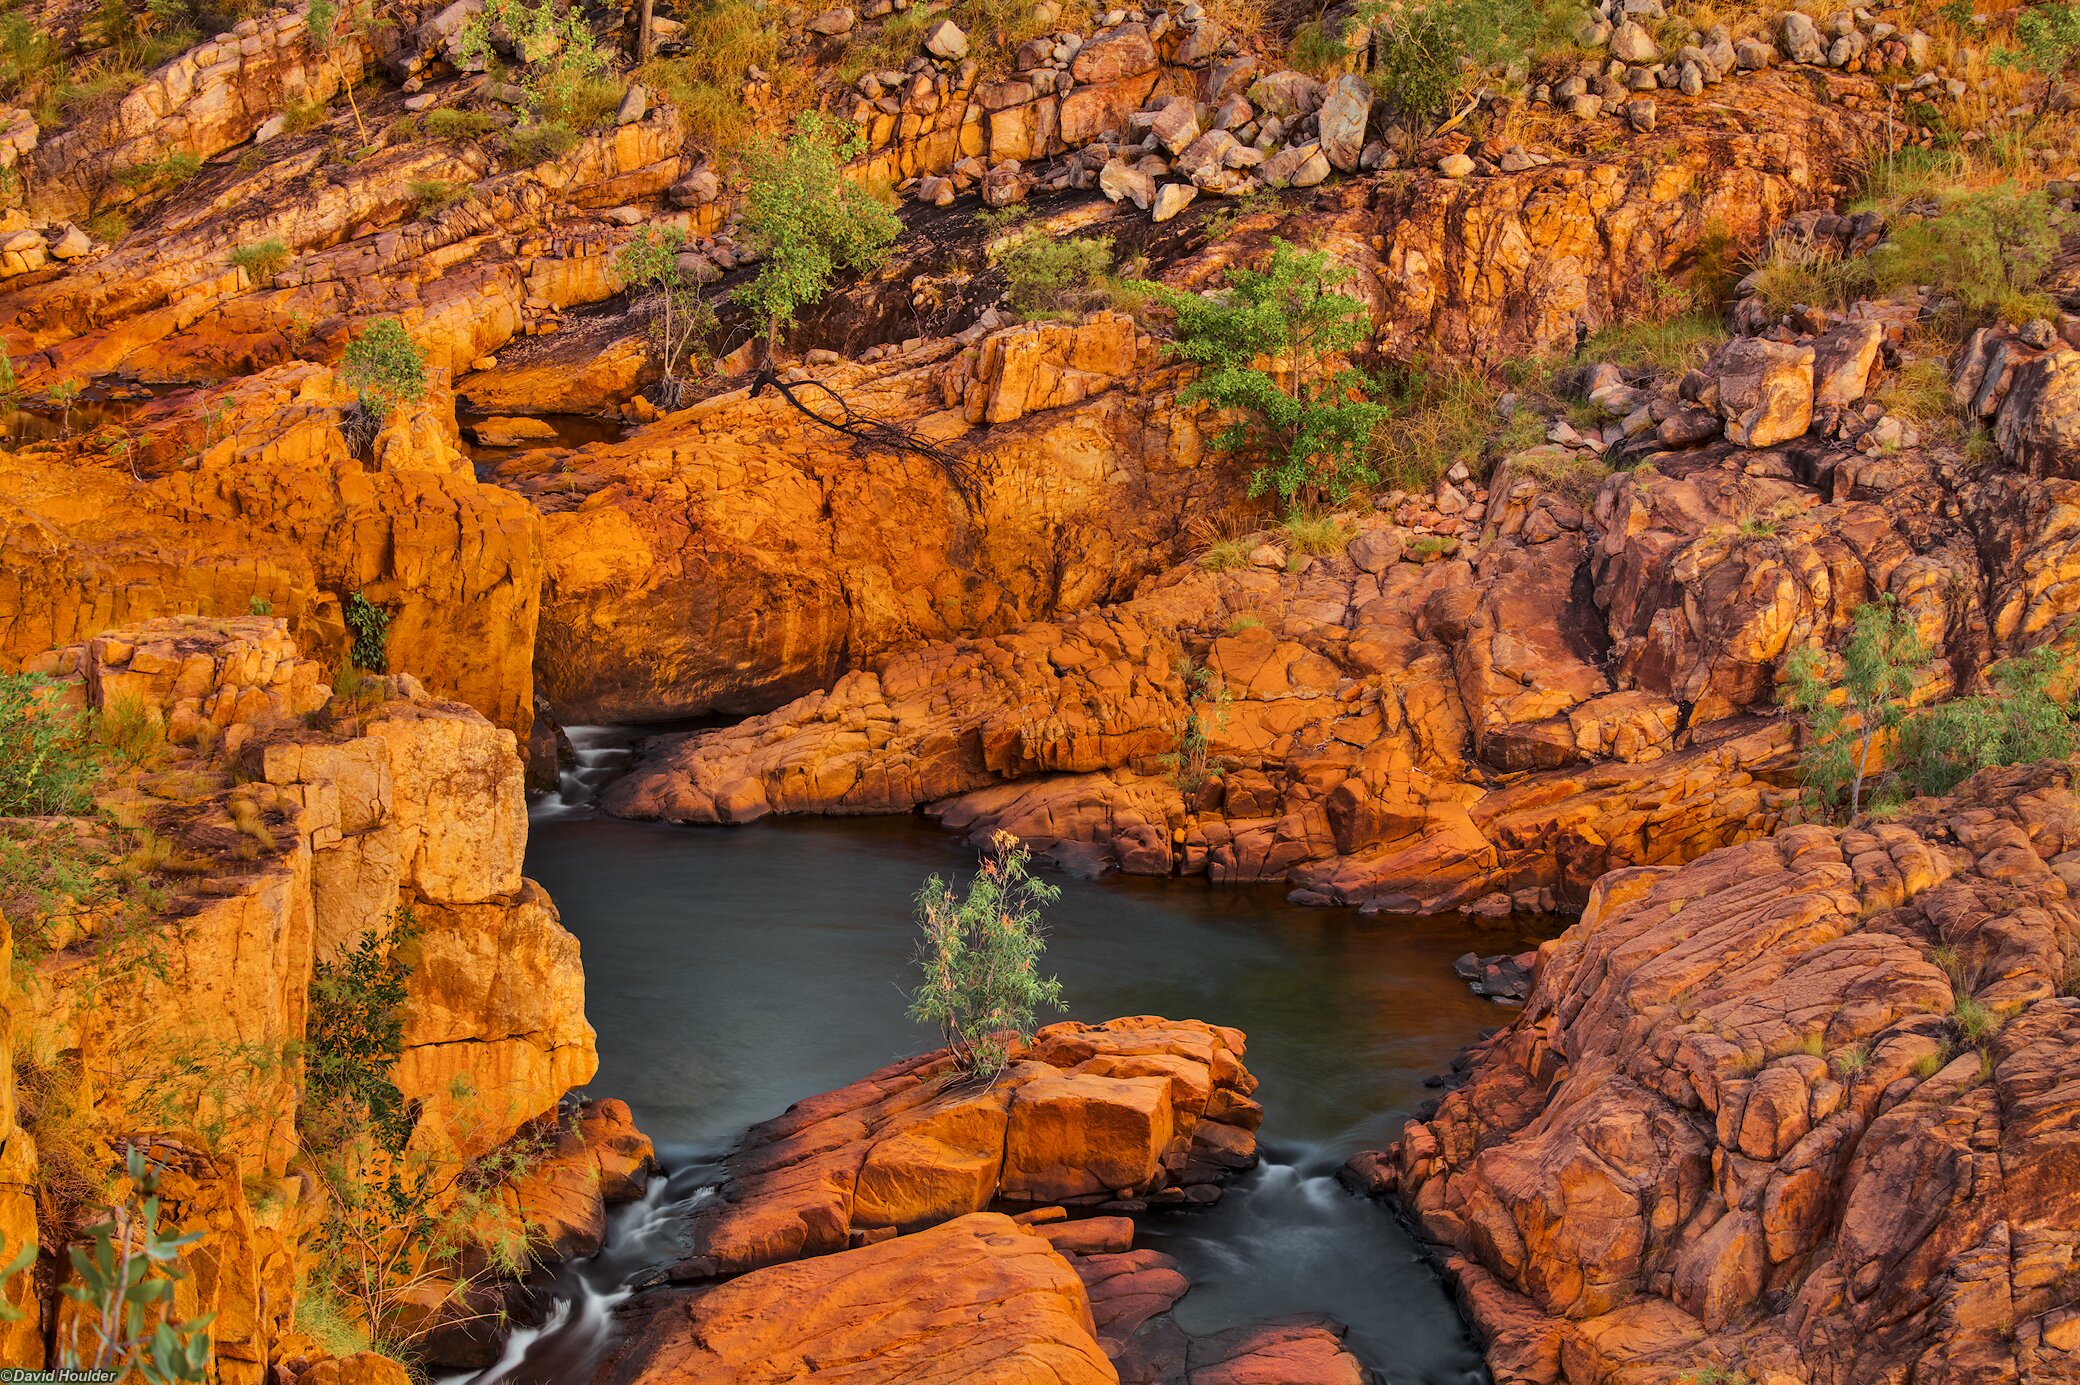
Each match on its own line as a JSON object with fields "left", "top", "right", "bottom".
{"left": 458, "top": 728, "right": 1540, "bottom": 1384}
{"left": 455, "top": 410, "right": 627, "bottom": 479}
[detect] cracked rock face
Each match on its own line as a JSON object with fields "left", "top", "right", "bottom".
{"left": 1386, "top": 761, "right": 2080, "bottom": 1384}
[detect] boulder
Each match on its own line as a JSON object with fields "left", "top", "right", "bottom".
{"left": 468, "top": 415, "right": 560, "bottom": 447}
{"left": 1714, "top": 337, "right": 1815, "bottom": 446}
{"left": 1780, "top": 10, "right": 1826, "bottom": 63}
{"left": 1152, "top": 182, "right": 1197, "bottom": 222}
{"left": 1995, "top": 349, "right": 2080, "bottom": 477}
{"left": 605, "top": 1214, "right": 1115, "bottom": 1384}
{"left": 1099, "top": 158, "right": 1157, "bottom": 209}
{"left": 1070, "top": 22, "right": 1157, "bottom": 82}
{"left": 1316, "top": 74, "right": 1372, "bottom": 172}
{"left": 1609, "top": 18, "right": 1661, "bottom": 63}
{"left": 924, "top": 18, "right": 967, "bottom": 58}
{"left": 1810, "top": 319, "right": 1883, "bottom": 407}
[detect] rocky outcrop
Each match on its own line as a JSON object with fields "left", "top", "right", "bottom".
{"left": 505, "top": 312, "right": 1244, "bottom": 721}
{"left": 608, "top": 398, "right": 2080, "bottom": 912}
{"left": 672, "top": 1017, "right": 1260, "bottom": 1279}
{"left": 5, "top": 615, "right": 599, "bottom": 1376}
{"left": 1375, "top": 762, "right": 2080, "bottom": 1383}
{"left": 0, "top": 364, "right": 543, "bottom": 734}
{"left": 605, "top": 1213, "right": 1119, "bottom": 1384}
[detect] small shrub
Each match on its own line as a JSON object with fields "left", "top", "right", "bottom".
{"left": 1831, "top": 1043, "right": 1869, "bottom": 1077}
{"left": 1781, "top": 596, "right": 1927, "bottom": 821}
{"left": 1201, "top": 538, "right": 1251, "bottom": 570}
{"left": 405, "top": 177, "right": 464, "bottom": 217}
{"left": 1138, "top": 238, "right": 1387, "bottom": 509}
{"left": 228, "top": 237, "right": 290, "bottom": 280}
{"left": 1911, "top": 1049, "right": 1947, "bottom": 1079}
{"left": 0, "top": 671, "right": 95, "bottom": 816}
{"left": 615, "top": 225, "right": 718, "bottom": 406}
{"left": 54, "top": 1146, "right": 214, "bottom": 1379}
{"left": 500, "top": 119, "right": 579, "bottom": 164}
{"left": 995, "top": 231, "right": 1118, "bottom": 320}
{"left": 338, "top": 317, "right": 426, "bottom": 424}
{"left": 343, "top": 592, "right": 391, "bottom": 672}
{"left": 304, "top": 907, "right": 417, "bottom": 1151}
{"left": 460, "top": 0, "right": 611, "bottom": 129}
{"left": 1897, "top": 646, "right": 2078, "bottom": 797}
{"left": 93, "top": 695, "right": 163, "bottom": 767}
{"left": 908, "top": 830, "right": 1065, "bottom": 1079}
{"left": 281, "top": 94, "right": 329, "bottom": 132}
{"left": 733, "top": 114, "right": 902, "bottom": 354}
{"left": 83, "top": 210, "right": 129, "bottom": 243}
{"left": 248, "top": 594, "right": 274, "bottom": 615}
{"left": 420, "top": 106, "right": 494, "bottom": 140}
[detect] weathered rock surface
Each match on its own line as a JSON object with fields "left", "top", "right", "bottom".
{"left": 603, "top": 1213, "right": 1117, "bottom": 1384}
{"left": 1381, "top": 762, "right": 2080, "bottom": 1383}
{"left": 5, "top": 616, "right": 600, "bottom": 1376}
{"left": 673, "top": 1017, "right": 1259, "bottom": 1278}
{"left": 607, "top": 417, "right": 2080, "bottom": 913}
{"left": 0, "top": 365, "right": 543, "bottom": 735}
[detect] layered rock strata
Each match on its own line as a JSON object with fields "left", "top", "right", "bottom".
{"left": 1374, "top": 762, "right": 2080, "bottom": 1383}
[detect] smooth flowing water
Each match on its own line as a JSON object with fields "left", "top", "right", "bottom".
{"left": 463, "top": 730, "right": 1546, "bottom": 1384}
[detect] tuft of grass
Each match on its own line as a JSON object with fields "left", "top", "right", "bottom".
{"left": 421, "top": 106, "right": 494, "bottom": 141}
{"left": 281, "top": 95, "right": 329, "bottom": 133}
{"left": 1280, "top": 512, "right": 1350, "bottom": 557}
{"left": 1201, "top": 537, "right": 1252, "bottom": 571}
{"left": 501, "top": 121, "right": 579, "bottom": 165}
{"left": 228, "top": 237, "right": 290, "bottom": 281}
{"left": 1911, "top": 1048, "right": 1948, "bottom": 1080}
{"left": 82, "top": 209, "right": 128, "bottom": 243}
{"left": 1952, "top": 995, "right": 2002, "bottom": 1046}
{"left": 1831, "top": 1043, "right": 1869, "bottom": 1077}
{"left": 405, "top": 177, "right": 466, "bottom": 217}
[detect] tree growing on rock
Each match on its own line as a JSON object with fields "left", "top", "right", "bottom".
{"left": 338, "top": 318, "right": 426, "bottom": 450}
{"left": 1782, "top": 596, "right": 1927, "bottom": 821}
{"left": 615, "top": 226, "right": 718, "bottom": 407}
{"left": 1138, "top": 238, "right": 1388, "bottom": 509}
{"left": 908, "top": 830, "right": 1065, "bottom": 1081}
{"left": 732, "top": 115, "right": 901, "bottom": 360}
{"left": 1996, "top": 3, "right": 2080, "bottom": 130}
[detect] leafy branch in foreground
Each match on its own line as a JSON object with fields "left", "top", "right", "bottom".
{"left": 56, "top": 1146, "right": 214, "bottom": 1383}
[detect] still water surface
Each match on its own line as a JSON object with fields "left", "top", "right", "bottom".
{"left": 466, "top": 731, "right": 1541, "bottom": 1383}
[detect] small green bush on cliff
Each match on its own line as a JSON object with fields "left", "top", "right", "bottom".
{"left": 459, "top": 0, "right": 612, "bottom": 132}
{"left": 304, "top": 907, "right": 417, "bottom": 1153}
{"left": 0, "top": 670, "right": 95, "bottom": 816}
{"left": 228, "top": 237, "right": 290, "bottom": 281}
{"left": 342, "top": 592, "right": 390, "bottom": 673}
{"left": 993, "top": 230, "right": 1121, "bottom": 321}
{"left": 1783, "top": 601, "right": 2080, "bottom": 820}
{"left": 732, "top": 114, "right": 901, "bottom": 357}
{"left": 1137, "top": 238, "right": 1387, "bottom": 509}
{"left": 338, "top": 318, "right": 425, "bottom": 439}
{"left": 616, "top": 225, "right": 719, "bottom": 407}
{"left": 909, "top": 830, "right": 1065, "bottom": 1080}
{"left": 1783, "top": 597, "right": 1927, "bottom": 821}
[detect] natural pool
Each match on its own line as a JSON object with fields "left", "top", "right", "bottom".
{"left": 461, "top": 730, "right": 1545, "bottom": 1384}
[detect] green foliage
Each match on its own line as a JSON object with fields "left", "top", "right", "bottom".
{"left": 0, "top": 670, "right": 95, "bottom": 815}
{"left": 460, "top": 0, "right": 613, "bottom": 133}
{"left": 1200, "top": 537, "right": 1251, "bottom": 570}
{"left": 247, "top": 594, "right": 274, "bottom": 616}
{"left": 56, "top": 1146, "right": 214, "bottom": 1381}
{"left": 994, "top": 229, "right": 1119, "bottom": 320}
{"left": 1139, "top": 238, "right": 1387, "bottom": 508}
{"left": 343, "top": 592, "right": 390, "bottom": 672}
{"left": 1870, "top": 186, "right": 2062, "bottom": 325}
{"left": 405, "top": 177, "right": 465, "bottom": 217}
{"left": 1166, "top": 657, "right": 1231, "bottom": 794}
{"left": 338, "top": 317, "right": 425, "bottom": 424}
{"left": 499, "top": 119, "right": 578, "bottom": 164}
{"left": 1952, "top": 994, "right": 2001, "bottom": 1045}
{"left": 0, "top": 1233, "right": 34, "bottom": 1321}
{"left": 304, "top": 907, "right": 417, "bottom": 1152}
{"left": 420, "top": 106, "right": 494, "bottom": 140}
{"left": 114, "top": 150, "right": 202, "bottom": 191}
{"left": 83, "top": 209, "right": 129, "bottom": 243}
{"left": 733, "top": 114, "right": 901, "bottom": 351}
{"left": 228, "top": 237, "right": 289, "bottom": 280}
{"left": 1360, "top": 0, "right": 1576, "bottom": 142}
{"left": 1997, "top": 3, "right": 2080, "bottom": 114}
{"left": 1897, "top": 646, "right": 2077, "bottom": 797}
{"left": 1782, "top": 597, "right": 1927, "bottom": 821}
{"left": 908, "top": 831, "right": 1065, "bottom": 1079}
{"left": 615, "top": 225, "right": 718, "bottom": 405}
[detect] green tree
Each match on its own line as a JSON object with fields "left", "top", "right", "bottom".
{"left": 57, "top": 1146, "right": 215, "bottom": 1382}
{"left": 908, "top": 830, "right": 1065, "bottom": 1080}
{"left": 458, "top": 0, "right": 611, "bottom": 132}
{"left": 0, "top": 670, "right": 94, "bottom": 816}
{"left": 1359, "top": 0, "right": 1575, "bottom": 149}
{"left": 732, "top": 115, "right": 901, "bottom": 357}
{"left": 1997, "top": 3, "right": 2080, "bottom": 128}
{"left": 338, "top": 318, "right": 426, "bottom": 427}
{"left": 343, "top": 592, "right": 391, "bottom": 672}
{"left": 1138, "top": 238, "right": 1388, "bottom": 508}
{"left": 1898, "top": 645, "right": 2077, "bottom": 796}
{"left": 304, "top": 907, "right": 418, "bottom": 1153}
{"left": 615, "top": 226, "right": 718, "bottom": 407}
{"left": 1783, "top": 597, "right": 1928, "bottom": 820}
